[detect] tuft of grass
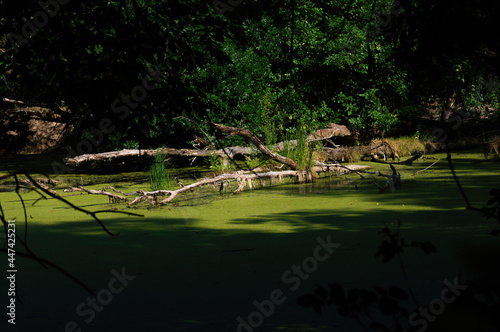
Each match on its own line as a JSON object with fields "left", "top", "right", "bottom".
{"left": 148, "top": 149, "right": 174, "bottom": 191}
{"left": 281, "top": 126, "right": 319, "bottom": 170}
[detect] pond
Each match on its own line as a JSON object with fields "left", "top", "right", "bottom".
{"left": 0, "top": 150, "right": 499, "bottom": 331}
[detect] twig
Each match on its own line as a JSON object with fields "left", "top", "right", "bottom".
{"left": 412, "top": 158, "right": 440, "bottom": 176}
{"left": 22, "top": 173, "right": 142, "bottom": 236}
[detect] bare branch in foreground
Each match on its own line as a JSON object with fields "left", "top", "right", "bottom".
{"left": 21, "top": 172, "right": 143, "bottom": 236}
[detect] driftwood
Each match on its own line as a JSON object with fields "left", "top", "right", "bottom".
{"left": 131, "top": 170, "right": 302, "bottom": 206}
{"left": 36, "top": 177, "right": 59, "bottom": 185}
{"left": 64, "top": 122, "right": 353, "bottom": 167}
{"left": 65, "top": 163, "right": 371, "bottom": 207}
{"left": 376, "top": 164, "right": 401, "bottom": 193}
{"left": 63, "top": 123, "right": 374, "bottom": 205}
{"left": 313, "top": 161, "right": 372, "bottom": 178}
{"left": 412, "top": 159, "right": 441, "bottom": 176}
{"left": 64, "top": 147, "right": 256, "bottom": 167}
{"left": 63, "top": 186, "right": 127, "bottom": 203}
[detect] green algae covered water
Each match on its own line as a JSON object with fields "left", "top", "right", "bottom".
{"left": 0, "top": 151, "right": 499, "bottom": 331}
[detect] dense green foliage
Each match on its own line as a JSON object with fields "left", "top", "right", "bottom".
{"left": 1, "top": 0, "right": 499, "bottom": 150}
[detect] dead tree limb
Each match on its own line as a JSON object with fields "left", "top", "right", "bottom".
{"left": 121, "top": 170, "right": 303, "bottom": 206}
{"left": 64, "top": 147, "right": 256, "bottom": 167}
{"left": 210, "top": 123, "right": 300, "bottom": 170}
{"left": 159, "top": 170, "right": 300, "bottom": 204}
{"left": 367, "top": 150, "right": 424, "bottom": 166}
{"left": 19, "top": 178, "right": 60, "bottom": 197}
{"left": 313, "top": 161, "right": 371, "bottom": 178}
{"left": 377, "top": 164, "right": 401, "bottom": 193}
{"left": 412, "top": 159, "right": 441, "bottom": 176}
{"left": 107, "top": 186, "right": 140, "bottom": 196}
{"left": 64, "top": 186, "right": 127, "bottom": 203}
{"left": 63, "top": 122, "right": 353, "bottom": 168}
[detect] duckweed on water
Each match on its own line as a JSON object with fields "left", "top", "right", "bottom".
{"left": 0, "top": 150, "right": 499, "bottom": 331}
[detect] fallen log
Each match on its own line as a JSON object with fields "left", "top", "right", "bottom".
{"left": 63, "top": 147, "right": 257, "bottom": 167}
{"left": 64, "top": 122, "right": 353, "bottom": 168}
{"left": 313, "top": 162, "right": 372, "bottom": 178}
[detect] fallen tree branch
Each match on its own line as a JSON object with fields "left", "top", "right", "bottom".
{"left": 0, "top": 170, "right": 144, "bottom": 297}
{"left": 313, "top": 161, "right": 371, "bottom": 178}
{"left": 210, "top": 123, "right": 300, "bottom": 170}
{"left": 412, "top": 159, "right": 441, "bottom": 176}
{"left": 157, "top": 170, "right": 300, "bottom": 204}
{"left": 64, "top": 147, "right": 257, "bottom": 166}
{"left": 36, "top": 177, "right": 59, "bottom": 185}
{"left": 63, "top": 122, "right": 354, "bottom": 168}
{"left": 19, "top": 172, "right": 142, "bottom": 236}
{"left": 107, "top": 186, "right": 140, "bottom": 196}
{"left": 64, "top": 186, "right": 127, "bottom": 203}
{"left": 377, "top": 164, "right": 401, "bottom": 193}
{"left": 67, "top": 162, "right": 372, "bottom": 207}
{"left": 19, "top": 178, "right": 60, "bottom": 197}
{"left": 366, "top": 150, "right": 424, "bottom": 166}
